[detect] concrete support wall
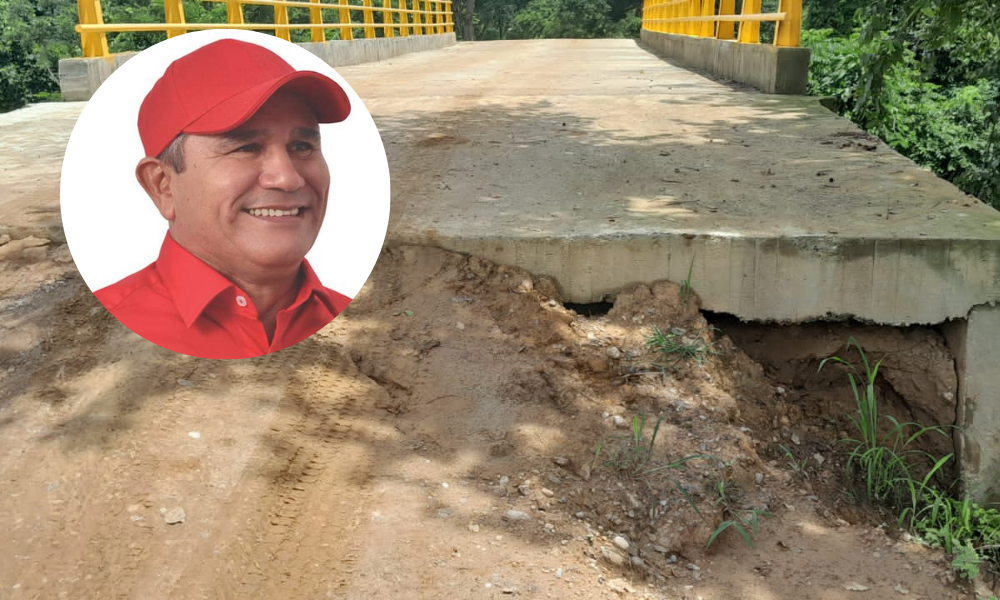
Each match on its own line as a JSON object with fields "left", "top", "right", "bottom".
{"left": 944, "top": 304, "right": 1000, "bottom": 505}
{"left": 422, "top": 234, "right": 1000, "bottom": 326}
{"left": 639, "top": 29, "right": 810, "bottom": 94}
{"left": 59, "top": 32, "right": 456, "bottom": 101}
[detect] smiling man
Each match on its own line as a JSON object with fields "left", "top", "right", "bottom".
{"left": 95, "top": 39, "right": 353, "bottom": 359}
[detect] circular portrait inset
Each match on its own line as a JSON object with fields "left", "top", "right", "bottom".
{"left": 60, "top": 29, "right": 390, "bottom": 360}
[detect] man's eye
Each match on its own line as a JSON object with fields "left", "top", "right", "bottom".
{"left": 234, "top": 143, "right": 261, "bottom": 153}
{"left": 290, "top": 141, "right": 315, "bottom": 153}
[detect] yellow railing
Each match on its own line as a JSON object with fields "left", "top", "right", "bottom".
{"left": 75, "top": 0, "right": 454, "bottom": 58}
{"left": 641, "top": 0, "right": 801, "bottom": 47}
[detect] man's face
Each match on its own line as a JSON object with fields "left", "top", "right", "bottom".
{"left": 164, "top": 90, "right": 331, "bottom": 279}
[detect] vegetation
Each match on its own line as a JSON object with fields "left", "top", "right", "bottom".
{"left": 801, "top": 0, "right": 1000, "bottom": 208}
{"left": 645, "top": 324, "right": 717, "bottom": 367}
{"left": 821, "top": 337, "right": 1000, "bottom": 582}
{"left": 595, "top": 412, "right": 770, "bottom": 549}
{"left": 594, "top": 412, "right": 665, "bottom": 477}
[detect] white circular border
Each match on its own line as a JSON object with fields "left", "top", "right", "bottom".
{"left": 60, "top": 29, "right": 390, "bottom": 299}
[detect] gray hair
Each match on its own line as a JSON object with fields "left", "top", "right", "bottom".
{"left": 156, "top": 133, "right": 187, "bottom": 173}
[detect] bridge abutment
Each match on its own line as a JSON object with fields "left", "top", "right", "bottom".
{"left": 944, "top": 304, "right": 1000, "bottom": 504}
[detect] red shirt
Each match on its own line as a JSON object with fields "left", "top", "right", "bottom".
{"left": 95, "top": 233, "right": 351, "bottom": 359}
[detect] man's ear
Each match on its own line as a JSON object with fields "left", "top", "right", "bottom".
{"left": 135, "top": 157, "right": 177, "bottom": 221}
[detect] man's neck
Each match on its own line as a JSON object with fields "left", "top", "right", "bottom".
{"left": 226, "top": 266, "right": 303, "bottom": 343}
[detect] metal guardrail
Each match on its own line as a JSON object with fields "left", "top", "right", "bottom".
{"left": 641, "top": 0, "right": 802, "bottom": 47}
{"left": 75, "top": 0, "right": 454, "bottom": 58}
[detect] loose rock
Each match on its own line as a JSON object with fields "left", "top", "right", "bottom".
{"left": 163, "top": 507, "right": 186, "bottom": 524}
{"left": 601, "top": 546, "right": 627, "bottom": 567}
{"left": 606, "top": 578, "right": 634, "bottom": 593}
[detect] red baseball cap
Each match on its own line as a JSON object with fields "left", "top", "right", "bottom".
{"left": 138, "top": 38, "right": 352, "bottom": 157}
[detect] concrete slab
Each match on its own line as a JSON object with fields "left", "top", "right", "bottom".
{"left": 330, "top": 39, "right": 1000, "bottom": 325}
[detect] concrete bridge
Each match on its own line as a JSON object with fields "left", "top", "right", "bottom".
{"left": 4, "top": 36, "right": 1000, "bottom": 503}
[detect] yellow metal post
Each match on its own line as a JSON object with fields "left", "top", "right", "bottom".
{"left": 738, "top": 0, "right": 760, "bottom": 43}
{"left": 774, "top": 0, "right": 801, "bottom": 47}
{"left": 76, "top": 0, "right": 109, "bottom": 58}
{"left": 362, "top": 0, "right": 375, "bottom": 37}
{"left": 163, "top": 0, "right": 187, "bottom": 38}
{"left": 339, "top": 0, "right": 353, "bottom": 39}
{"left": 446, "top": 0, "right": 453, "bottom": 31}
{"left": 670, "top": 1, "right": 679, "bottom": 34}
{"left": 309, "top": 0, "right": 325, "bottom": 41}
{"left": 716, "top": 0, "right": 735, "bottom": 40}
{"left": 226, "top": 0, "right": 244, "bottom": 24}
{"left": 429, "top": 0, "right": 438, "bottom": 33}
{"left": 699, "top": 0, "right": 713, "bottom": 37}
{"left": 685, "top": 0, "right": 696, "bottom": 35}
{"left": 414, "top": 0, "right": 424, "bottom": 35}
{"left": 384, "top": 0, "right": 394, "bottom": 37}
{"left": 274, "top": 0, "right": 291, "bottom": 41}
{"left": 398, "top": 0, "right": 409, "bottom": 35}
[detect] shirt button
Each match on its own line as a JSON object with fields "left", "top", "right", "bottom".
{"left": 235, "top": 295, "right": 248, "bottom": 307}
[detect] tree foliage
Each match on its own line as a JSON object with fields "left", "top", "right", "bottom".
{"left": 804, "top": 0, "right": 1000, "bottom": 208}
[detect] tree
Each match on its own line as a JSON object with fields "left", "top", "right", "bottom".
{"left": 0, "top": 0, "right": 79, "bottom": 110}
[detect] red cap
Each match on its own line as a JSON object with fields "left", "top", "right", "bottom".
{"left": 138, "top": 38, "right": 351, "bottom": 157}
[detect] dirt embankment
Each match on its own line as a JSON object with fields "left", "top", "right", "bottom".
{"left": 0, "top": 238, "right": 986, "bottom": 599}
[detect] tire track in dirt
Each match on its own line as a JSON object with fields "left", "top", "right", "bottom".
{"left": 212, "top": 339, "right": 378, "bottom": 599}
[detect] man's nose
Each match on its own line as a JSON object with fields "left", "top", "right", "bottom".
{"left": 258, "top": 147, "right": 305, "bottom": 192}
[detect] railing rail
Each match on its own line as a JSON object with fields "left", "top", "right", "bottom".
{"left": 75, "top": 0, "right": 454, "bottom": 58}
{"left": 641, "top": 0, "right": 801, "bottom": 47}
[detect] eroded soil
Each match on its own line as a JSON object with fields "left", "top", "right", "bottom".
{"left": 0, "top": 239, "right": 992, "bottom": 600}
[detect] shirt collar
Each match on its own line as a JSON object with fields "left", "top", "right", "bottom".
{"left": 156, "top": 232, "right": 239, "bottom": 328}
{"left": 293, "top": 257, "right": 342, "bottom": 315}
{"left": 156, "top": 232, "right": 340, "bottom": 328}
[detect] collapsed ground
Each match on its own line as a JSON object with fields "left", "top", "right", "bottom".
{"left": 0, "top": 238, "right": 994, "bottom": 599}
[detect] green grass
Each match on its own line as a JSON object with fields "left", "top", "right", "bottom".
{"left": 594, "top": 412, "right": 665, "bottom": 478}
{"left": 818, "top": 337, "right": 951, "bottom": 510}
{"left": 679, "top": 256, "right": 695, "bottom": 304}
{"left": 596, "top": 418, "right": 771, "bottom": 549}
{"left": 778, "top": 444, "right": 811, "bottom": 480}
{"left": 822, "top": 336, "right": 1000, "bottom": 582}
{"left": 645, "top": 325, "right": 718, "bottom": 367}
{"left": 650, "top": 454, "right": 771, "bottom": 549}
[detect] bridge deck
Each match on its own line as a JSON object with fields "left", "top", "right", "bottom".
{"left": 337, "top": 39, "right": 999, "bottom": 323}
{"left": 2, "top": 39, "right": 999, "bottom": 324}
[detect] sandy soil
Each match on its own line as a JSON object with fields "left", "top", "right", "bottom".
{"left": 0, "top": 237, "right": 993, "bottom": 600}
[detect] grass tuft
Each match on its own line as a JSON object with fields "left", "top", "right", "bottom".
{"left": 646, "top": 325, "right": 718, "bottom": 367}
{"left": 822, "top": 336, "right": 1000, "bottom": 582}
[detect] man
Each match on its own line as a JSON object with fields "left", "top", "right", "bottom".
{"left": 96, "top": 38, "right": 354, "bottom": 359}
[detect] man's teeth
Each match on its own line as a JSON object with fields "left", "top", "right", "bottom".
{"left": 248, "top": 207, "right": 300, "bottom": 217}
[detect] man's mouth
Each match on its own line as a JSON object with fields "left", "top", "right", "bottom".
{"left": 243, "top": 207, "right": 305, "bottom": 218}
